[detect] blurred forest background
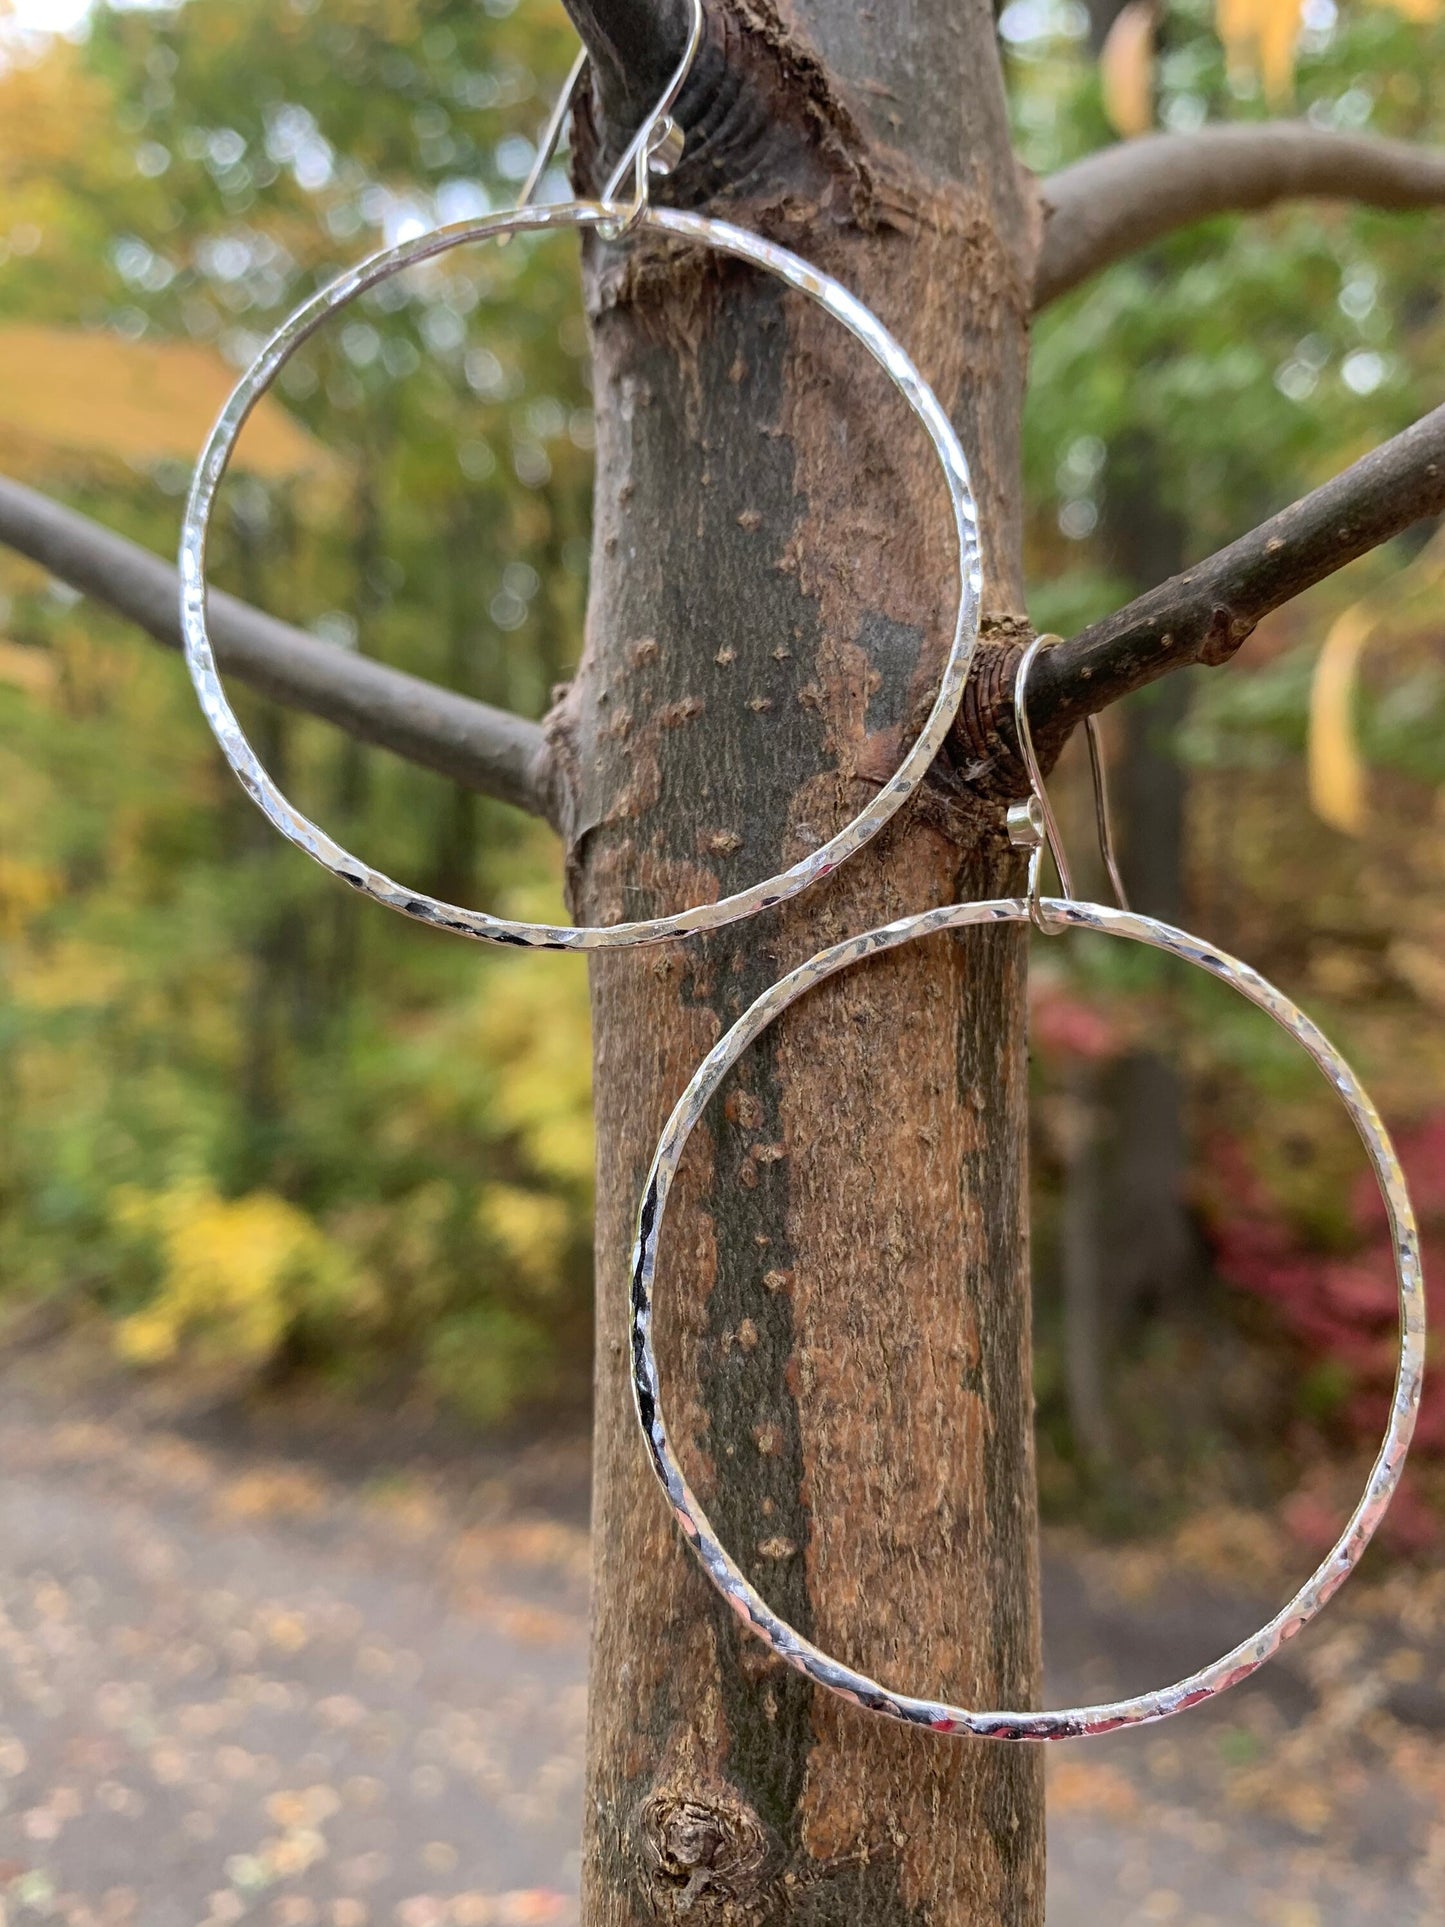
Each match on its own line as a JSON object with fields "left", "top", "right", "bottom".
{"left": 1, "top": 0, "right": 1442, "bottom": 1550}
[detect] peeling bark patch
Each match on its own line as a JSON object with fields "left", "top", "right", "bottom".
{"left": 759, "top": 1535, "right": 798, "bottom": 1560}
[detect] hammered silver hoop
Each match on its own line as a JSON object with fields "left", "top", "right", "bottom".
{"left": 179, "top": 201, "right": 983, "bottom": 952}
{"left": 628, "top": 896, "right": 1426, "bottom": 1740}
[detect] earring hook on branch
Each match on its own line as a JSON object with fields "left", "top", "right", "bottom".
{"left": 1008, "top": 633, "right": 1130, "bottom": 934}
{"left": 514, "top": 0, "right": 705, "bottom": 236}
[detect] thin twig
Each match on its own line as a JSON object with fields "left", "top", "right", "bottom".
{"left": 1022, "top": 401, "right": 1445, "bottom": 754}
{"left": 9, "top": 390, "right": 1445, "bottom": 814}
{"left": 0, "top": 476, "right": 553, "bottom": 821}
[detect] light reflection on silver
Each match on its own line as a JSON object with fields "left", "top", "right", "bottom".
{"left": 628, "top": 896, "right": 1426, "bottom": 1740}
{"left": 179, "top": 200, "right": 983, "bottom": 951}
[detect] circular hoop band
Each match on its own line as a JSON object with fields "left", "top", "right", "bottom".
{"left": 179, "top": 201, "right": 983, "bottom": 951}
{"left": 628, "top": 897, "right": 1426, "bottom": 1740}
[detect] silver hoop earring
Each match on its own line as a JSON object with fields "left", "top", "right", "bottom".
{"left": 626, "top": 637, "right": 1426, "bottom": 1740}
{"left": 178, "top": 0, "right": 983, "bottom": 952}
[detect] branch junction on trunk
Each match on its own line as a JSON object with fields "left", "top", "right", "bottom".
{"left": 5, "top": 393, "right": 1442, "bottom": 817}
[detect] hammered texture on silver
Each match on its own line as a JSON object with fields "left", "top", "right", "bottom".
{"left": 628, "top": 897, "right": 1427, "bottom": 1741}
{"left": 179, "top": 201, "right": 983, "bottom": 950}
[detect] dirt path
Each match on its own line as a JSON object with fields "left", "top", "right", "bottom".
{"left": 0, "top": 1373, "right": 1439, "bottom": 1925}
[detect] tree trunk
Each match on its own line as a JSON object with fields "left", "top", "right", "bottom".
{"left": 554, "top": 2, "right": 1045, "bottom": 1916}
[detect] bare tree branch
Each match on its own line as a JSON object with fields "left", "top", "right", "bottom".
{"left": 11, "top": 385, "right": 1443, "bottom": 822}
{"left": 1036, "top": 124, "right": 1445, "bottom": 310}
{"left": 0, "top": 476, "right": 554, "bottom": 823}
{"left": 1019, "top": 401, "right": 1445, "bottom": 752}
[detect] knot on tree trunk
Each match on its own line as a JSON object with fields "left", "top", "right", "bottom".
{"left": 639, "top": 1783, "right": 773, "bottom": 1916}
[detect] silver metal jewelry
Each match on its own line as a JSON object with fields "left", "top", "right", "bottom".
{"left": 515, "top": 0, "right": 704, "bottom": 233}
{"left": 178, "top": 0, "right": 983, "bottom": 952}
{"left": 1008, "top": 631, "right": 1130, "bottom": 929}
{"left": 627, "top": 640, "right": 1426, "bottom": 1740}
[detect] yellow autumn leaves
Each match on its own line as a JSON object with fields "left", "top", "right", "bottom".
{"left": 1103, "top": 0, "right": 1443, "bottom": 136}
{"left": 474, "top": 957, "right": 594, "bottom": 1197}
{"left": 0, "top": 853, "right": 60, "bottom": 941}
{"left": 1101, "top": 3, "right": 1159, "bottom": 137}
{"left": 99, "top": 951, "right": 593, "bottom": 1386}
{"left": 1306, "top": 527, "right": 1445, "bottom": 833}
{"left": 113, "top": 1180, "right": 370, "bottom": 1368}
{"left": 0, "top": 25, "right": 332, "bottom": 484}
{"left": 1216, "top": 0, "right": 1319, "bottom": 105}
{"left": 1308, "top": 604, "right": 1375, "bottom": 833}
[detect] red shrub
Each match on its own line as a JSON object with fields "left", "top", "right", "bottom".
{"left": 1206, "top": 1115, "right": 1443, "bottom": 1458}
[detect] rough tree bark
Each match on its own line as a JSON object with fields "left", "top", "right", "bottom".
{"left": 549, "top": 0, "right": 1045, "bottom": 1917}
{"left": 6, "top": 6, "right": 1445, "bottom": 1921}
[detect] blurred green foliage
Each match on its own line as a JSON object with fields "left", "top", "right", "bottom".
{"left": 1007, "top": 0, "right": 1445, "bottom": 1085}
{"left": 1007, "top": 0, "right": 1445, "bottom": 1496}
{"left": 0, "top": 0, "right": 1441, "bottom": 1439}
{"left": 1013, "top": 0, "right": 1445, "bottom": 619}
{"left": 0, "top": 0, "right": 595, "bottom": 1418}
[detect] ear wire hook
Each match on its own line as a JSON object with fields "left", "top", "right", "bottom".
{"left": 599, "top": 0, "right": 703, "bottom": 234}
{"left": 1007, "top": 633, "right": 1130, "bottom": 934}
{"left": 514, "top": 45, "right": 589, "bottom": 218}
{"left": 1085, "top": 703, "right": 1131, "bottom": 914}
{"left": 512, "top": 0, "right": 704, "bottom": 238}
